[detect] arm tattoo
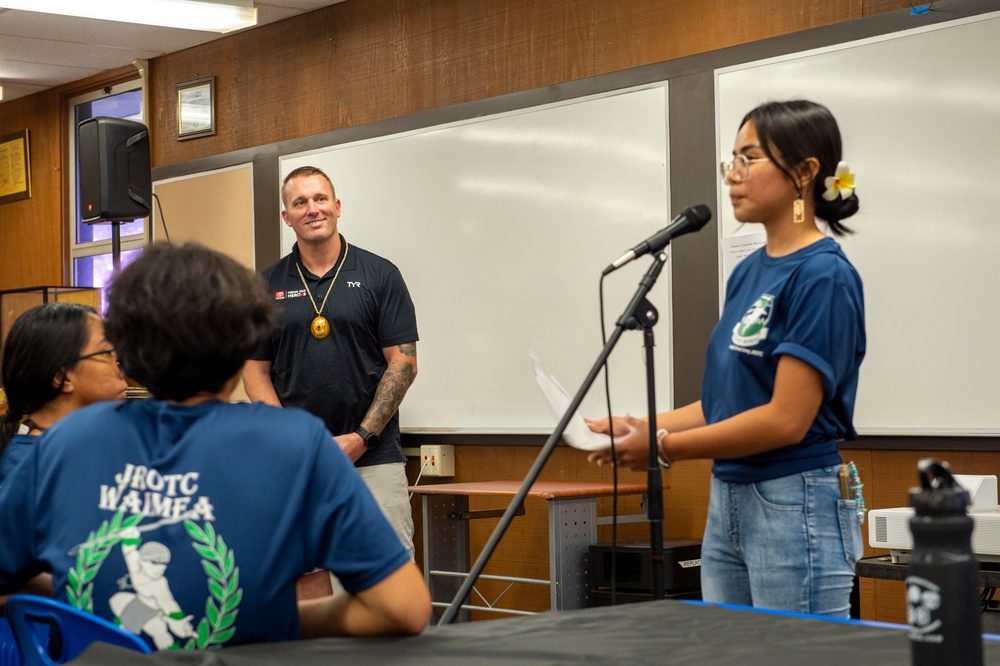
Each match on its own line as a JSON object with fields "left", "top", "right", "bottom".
{"left": 364, "top": 345, "right": 417, "bottom": 433}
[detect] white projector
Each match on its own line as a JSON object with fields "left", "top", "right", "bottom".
{"left": 868, "top": 475, "right": 1000, "bottom": 563}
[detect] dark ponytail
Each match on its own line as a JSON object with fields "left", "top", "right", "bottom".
{"left": 740, "top": 100, "right": 859, "bottom": 236}
{"left": 0, "top": 410, "right": 23, "bottom": 454}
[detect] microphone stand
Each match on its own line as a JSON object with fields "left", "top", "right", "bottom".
{"left": 111, "top": 221, "right": 122, "bottom": 274}
{"left": 438, "top": 251, "right": 668, "bottom": 625}
{"left": 637, "top": 292, "right": 666, "bottom": 604}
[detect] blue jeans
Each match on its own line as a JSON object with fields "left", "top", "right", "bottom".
{"left": 700, "top": 467, "right": 863, "bottom": 617}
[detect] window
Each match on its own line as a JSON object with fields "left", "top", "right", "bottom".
{"left": 68, "top": 82, "right": 146, "bottom": 293}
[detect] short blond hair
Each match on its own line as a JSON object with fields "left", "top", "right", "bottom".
{"left": 281, "top": 166, "right": 335, "bottom": 209}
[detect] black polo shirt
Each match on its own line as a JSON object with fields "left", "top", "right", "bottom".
{"left": 253, "top": 237, "right": 418, "bottom": 466}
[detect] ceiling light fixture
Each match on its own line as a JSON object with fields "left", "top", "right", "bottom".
{"left": 0, "top": 0, "right": 257, "bottom": 33}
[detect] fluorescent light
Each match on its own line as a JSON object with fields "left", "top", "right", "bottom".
{"left": 0, "top": 0, "right": 257, "bottom": 33}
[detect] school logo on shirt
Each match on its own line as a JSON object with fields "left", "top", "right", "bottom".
{"left": 731, "top": 293, "right": 773, "bottom": 348}
{"left": 65, "top": 464, "right": 242, "bottom": 651}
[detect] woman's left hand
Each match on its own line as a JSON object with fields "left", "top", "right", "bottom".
{"left": 586, "top": 415, "right": 650, "bottom": 472}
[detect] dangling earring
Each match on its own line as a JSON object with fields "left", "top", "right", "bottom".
{"left": 793, "top": 192, "right": 805, "bottom": 224}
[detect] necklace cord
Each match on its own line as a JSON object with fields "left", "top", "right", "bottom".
{"left": 295, "top": 240, "right": 350, "bottom": 317}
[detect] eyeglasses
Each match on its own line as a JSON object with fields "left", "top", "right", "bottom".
{"left": 75, "top": 347, "right": 118, "bottom": 365}
{"left": 719, "top": 155, "right": 771, "bottom": 184}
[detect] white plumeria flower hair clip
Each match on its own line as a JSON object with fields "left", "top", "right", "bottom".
{"left": 822, "top": 161, "right": 855, "bottom": 201}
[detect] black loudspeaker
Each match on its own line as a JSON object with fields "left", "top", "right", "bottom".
{"left": 78, "top": 116, "right": 151, "bottom": 224}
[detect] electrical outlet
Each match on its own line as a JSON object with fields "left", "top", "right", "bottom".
{"left": 420, "top": 444, "right": 455, "bottom": 477}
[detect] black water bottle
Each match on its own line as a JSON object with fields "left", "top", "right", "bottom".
{"left": 906, "top": 458, "right": 983, "bottom": 665}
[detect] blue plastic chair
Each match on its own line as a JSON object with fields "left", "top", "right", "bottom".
{"left": 3, "top": 595, "right": 151, "bottom": 665}
{"left": 0, "top": 618, "right": 22, "bottom": 666}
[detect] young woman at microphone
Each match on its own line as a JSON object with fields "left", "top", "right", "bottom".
{"left": 587, "top": 99, "right": 865, "bottom": 618}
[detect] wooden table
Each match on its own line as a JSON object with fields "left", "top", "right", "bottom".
{"left": 409, "top": 480, "right": 665, "bottom": 621}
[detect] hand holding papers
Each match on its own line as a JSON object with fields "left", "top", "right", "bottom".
{"left": 531, "top": 353, "right": 613, "bottom": 451}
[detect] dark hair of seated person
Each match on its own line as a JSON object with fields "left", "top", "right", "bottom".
{"left": 104, "top": 242, "right": 276, "bottom": 401}
{"left": 0, "top": 303, "right": 97, "bottom": 451}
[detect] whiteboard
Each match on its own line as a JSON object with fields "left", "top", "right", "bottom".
{"left": 716, "top": 13, "right": 1000, "bottom": 435}
{"left": 281, "top": 86, "right": 671, "bottom": 433}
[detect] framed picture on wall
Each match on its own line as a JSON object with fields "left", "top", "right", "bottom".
{"left": 176, "top": 77, "right": 216, "bottom": 140}
{"left": 0, "top": 129, "right": 31, "bottom": 205}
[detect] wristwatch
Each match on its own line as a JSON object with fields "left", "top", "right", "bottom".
{"left": 355, "top": 426, "right": 379, "bottom": 450}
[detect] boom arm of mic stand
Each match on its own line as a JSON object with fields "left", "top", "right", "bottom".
{"left": 437, "top": 252, "right": 669, "bottom": 625}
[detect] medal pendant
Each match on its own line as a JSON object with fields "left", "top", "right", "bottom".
{"left": 311, "top": 316, "right": 331, "bottom": 339}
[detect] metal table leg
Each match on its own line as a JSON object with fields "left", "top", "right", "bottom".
{"left": 422, "top": 494, "right": 470, "bottom": 623}
{"left": 548, "top": 496, "right": 597, "bottom": 610}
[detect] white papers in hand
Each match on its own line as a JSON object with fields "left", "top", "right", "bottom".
{"left": 531, "top": 353, "right": 612, "bottom": 451}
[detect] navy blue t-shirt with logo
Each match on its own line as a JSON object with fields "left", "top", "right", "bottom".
{"left": 0, "top": 399, "right": 410, "bottom": 649}
{"left": 253, "top": 237, "right": 418, "bottom": 467}
{"left": 702, "top": 237, "right": 865, "bottom": 483}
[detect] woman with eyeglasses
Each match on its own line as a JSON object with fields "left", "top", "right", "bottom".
{"left": 587, "top": 100, "right": 865, "bottom": 617}
{"left": 0, "top": 302, "right": 128, "bottom": 482}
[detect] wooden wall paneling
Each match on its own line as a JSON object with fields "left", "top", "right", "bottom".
{"left": 150, "top": 0, "right": 401, "bottom": 167}
{"left": 394, "top": 0, "right": 494, "bottom": 115}
{"left": 868, "top": 449, "right": 1000, "bottom": 511}
{"left": 661, "top": 460, "right": 713, "bottom": 539}
{"left": 593, "top": 0, "right": 869, "bottom": 76}
{"left": 149, "top": 40, "right": 239, "bottom": 167}
{"left": 483, "top": 0, "right": 596, "bottom": 95}
{"left": 858, "top": 577, "right": 876, "bottom": 622}
{"left": 874, "top": 578, "right": 908, "bottom": 624}
{"left": 142, "top": 0, "right": 920, "bottom": 173}
{"left": 322, "top": 0, "right": 398, "bottom": 132}
{"left": 0, "top": 91, "right": 64, "bottom": 290}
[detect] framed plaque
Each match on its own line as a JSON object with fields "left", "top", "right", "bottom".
{"left": 177, "top": 77, "right": 216, "bottom": 140}
{"left": 0, "top": 129, "right": 31, "bottom": 205}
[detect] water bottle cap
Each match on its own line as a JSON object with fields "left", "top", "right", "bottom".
{"left": 909, "top": 458, "right": 971, "bottom": 514}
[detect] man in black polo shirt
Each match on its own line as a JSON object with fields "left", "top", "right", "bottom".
{"left": 244, "top": 166, "right": 418, "bottom": 555}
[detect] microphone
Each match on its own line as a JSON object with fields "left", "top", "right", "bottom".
{"left": 602, "top": 204, "right": 712, "bottom": 275}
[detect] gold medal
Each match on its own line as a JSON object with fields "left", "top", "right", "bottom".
{"left": 311, "top": 316, "right": 331, "bottom": 339}
{"left": 295, "top": 241, "right": 349, "bottom": 342}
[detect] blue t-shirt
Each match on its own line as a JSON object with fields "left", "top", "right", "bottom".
{"left": 0, "top": 433, "right": 36, "bottom": 485}
{"left": 0, "top": 399, "right": 410, "bottom": 649}
{"left": 703, "top": 237, "right": 866, "bottom": 483}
